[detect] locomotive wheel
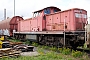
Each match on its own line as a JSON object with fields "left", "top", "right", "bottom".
{"left": 15, "top": 35, "right": 18, "bottom": 39}
{"left": 38, "top": 35, "right": 46, "bottom": 45}
{"left": 54, "top": 37, "right": 63, "bottom": 48}
{"left": 70, "top": 40, "right": 79, "bottom": 50}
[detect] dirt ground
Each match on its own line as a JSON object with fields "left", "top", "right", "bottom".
{"left": 20, "top": 47, "right": 39, "bottom": 56}
{"left": 21, "top": 51, "right": 39, "bottom": 56}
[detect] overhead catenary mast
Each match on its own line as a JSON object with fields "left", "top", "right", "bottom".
{"left": 4, "top": 9, "right": 6, "bottom": 20}
{"left": 13, "top": 0, "right": 16, "bottom": 34}
{"left": 14, "top": 0, "right": 15, "bottom": 16}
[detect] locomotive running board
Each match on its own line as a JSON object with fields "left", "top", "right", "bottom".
{"left": 14, "top": 31, "right": 64, "bottom": 34}
{"left": 14, "top": 31, "right": 85, "bottom": 35}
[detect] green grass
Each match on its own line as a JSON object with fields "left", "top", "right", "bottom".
{"left": 8, "top": 38, "right": 31, "bottom": 45}
{"left": 1, "top": 51, "right": 89, "bottom": 60}
{"left": 8, "top": 38, "right": 21, "bottom": 42}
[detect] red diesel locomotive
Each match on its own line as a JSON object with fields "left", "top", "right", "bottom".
{"left": 1, "top": 6, "right": 87, "bottom": 48}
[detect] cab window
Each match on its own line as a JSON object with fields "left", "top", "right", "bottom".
{"left": 75, "top": 13, "right": 87, "bottom": 18}
{"left": 53, "top": 9, "right": 59, "bottom": 12}
{"left": 44, "top": 8, "right": 51, "bottom": 14}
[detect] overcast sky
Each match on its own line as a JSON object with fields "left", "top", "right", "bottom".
{"left": 0, "top": 0, "right": 90, "bottom": 21}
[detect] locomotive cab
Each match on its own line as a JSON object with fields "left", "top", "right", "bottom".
{"left": 33, "top": 6, "right": 61, "bottom": 16}
{"left": 32, "top": 6, "right": 61, "bottom": 31}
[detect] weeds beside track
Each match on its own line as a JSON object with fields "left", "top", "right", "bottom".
{"left": 3, "top": 38, "right": 90, "bottom": 60}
